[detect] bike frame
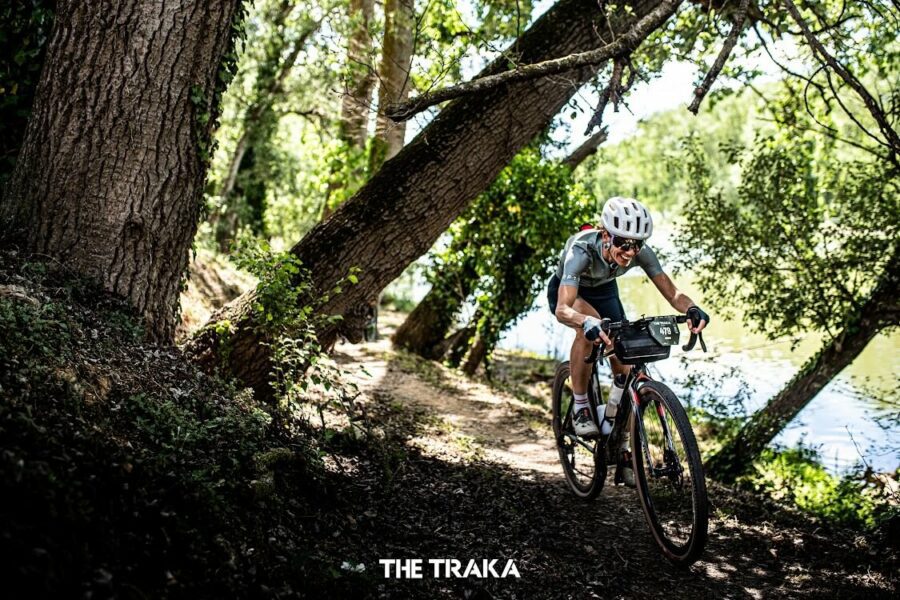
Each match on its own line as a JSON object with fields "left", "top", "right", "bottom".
{"left": 624, "top": 364, "right": 682, "bottom": 480}
{"left": 581, "top": 358, "right": 680, "bottom": 481}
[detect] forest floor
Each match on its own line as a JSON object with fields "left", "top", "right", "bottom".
{"left": 1, "top": 254, "right": 896, "bottom": 599}
{"left": 316, "top": 310, "right": 898, "bottom": 599}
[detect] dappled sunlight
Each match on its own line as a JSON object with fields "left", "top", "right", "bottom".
{"left": 323, "top": 310, "right": 897, "bottom": 597}
{"left": 332, "top": 310, "right": 561, "bottom": 477}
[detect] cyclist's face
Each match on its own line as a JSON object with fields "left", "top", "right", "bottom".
{"left": 604, "top": 232, "right": 639, "bottom": 267}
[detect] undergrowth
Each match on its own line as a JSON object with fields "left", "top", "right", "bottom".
{"left": 0, "top": 250, "right": 391, "bottom": 598}
{"left": 739, "top": 446, "right": 899, "bottom": 532}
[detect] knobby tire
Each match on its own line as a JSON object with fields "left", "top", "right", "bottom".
{"left": 552, "top": 361, "right": 605, "bottom": 499}
{"left": 631, "top": 381, "right": 708, "bottom": 566}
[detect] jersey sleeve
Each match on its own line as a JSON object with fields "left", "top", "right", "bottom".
{"left": 560, "top": 245, "right": 591, "bottom": 287}
{"left": 637, "top": 245, "right": 664, "bottom": 278}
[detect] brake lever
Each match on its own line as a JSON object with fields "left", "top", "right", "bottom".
{"left": 682, "top": 331, "right": 707, "bottom": 352}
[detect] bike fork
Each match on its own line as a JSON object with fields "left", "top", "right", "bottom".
{"left": 630, "top": 385, "right": 657, "bottom": 477}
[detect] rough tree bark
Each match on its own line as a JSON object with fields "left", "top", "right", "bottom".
{"left": 394, "top": 128, "right": 607, "bottom": 362}
{"left": 706, "top": 258, "right": 900, "bottom": 482}
{"left": 338, "top": 0, "right": 376, "bottom": 147}
{"left": 186, "top": 0, "right": 674, "bottom": 396}
{"left": 369, "top": 0, "right": 415, "bottom": 172}
{"left": 0, "top": 0, "right": 244, "bottom": 342}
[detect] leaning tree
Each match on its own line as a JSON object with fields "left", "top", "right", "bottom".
{"left": 186, "top": 0, "right": 684, "bottom": 396}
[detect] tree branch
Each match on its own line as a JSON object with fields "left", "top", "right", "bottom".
{"left": 562, "top": 127, "right": 609, "bottom": 170}
{"left": 384, "top": 0, "right": 685, "bottom": 122}
{"left": 782, "top": 0, "right": 900, "bottom": 158}
{"left": 688, "top": 0, "right": 751, "bottom": 114}
{"left": 585, "top": 57, "right": 627, "bottom": 134}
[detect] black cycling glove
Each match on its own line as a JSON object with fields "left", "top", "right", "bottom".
{"left": 686, "top": 306, "right": 710, "bottom": 328}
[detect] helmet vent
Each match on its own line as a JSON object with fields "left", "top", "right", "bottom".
{"left": 614, "top": 217, "right": 620, "bottom": 228}
{"left": 636, "top": 217, "right": 641, "bottom": 232}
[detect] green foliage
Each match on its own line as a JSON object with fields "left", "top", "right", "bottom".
{"left": 203, "top": 0, "right": 344, "bottom": 247}
{"left": 740, "top": 446, "right": 899, "bottom": 530}
{"left": 232, "top": 238, "right": 313, "bottom": 328}
{"left": 412, "top": 0, "right": 534, "bottom": 90}
{"left": 0, "top": 0, "right": 54, "bottom": 184}
{"left": 430, "top": 146, "right": 593, "bottom": 368}
{"left": 210, "top": 1, "right": 330, "bottom": 249}
{"left": 230, "top": 238, "right": 362, "bottom": 419}
{"left": 676, "top": 130, "right": 899, "bottom": 337}
{"left": 202, "top": 0, "right": 551, "bottom": 247}
{"left": 320, "top": 136, "right": 372, "bottom": 211}
{"left": 0, "top": 256, "right": 341, "bottom": 596}
{"left": 579, "top": 88, "right": 766, "bottom": 213}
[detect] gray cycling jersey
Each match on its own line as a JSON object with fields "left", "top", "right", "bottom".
{"left": 554, "top": 229, "right": 664, "bottom": 287}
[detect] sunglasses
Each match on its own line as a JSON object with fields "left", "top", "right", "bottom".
{"left": 611, "top": 235, "right": 643, "bottom": 253}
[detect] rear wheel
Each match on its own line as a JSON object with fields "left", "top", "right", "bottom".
{"left": 631, "top": 381, "right": 708, "bottom": 566}
{"left": 551, "top": 361, "right": 605, "bottom": 499}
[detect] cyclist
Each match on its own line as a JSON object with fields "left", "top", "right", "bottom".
{"left": 548, "top": 197, "right": 709, "bottom": 482}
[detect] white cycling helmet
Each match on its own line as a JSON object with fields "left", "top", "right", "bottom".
{"left": 601, "top": 196, "right": 653, "bottom": 240}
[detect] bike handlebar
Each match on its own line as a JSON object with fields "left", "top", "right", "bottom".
{"left": 583, "top": 314, "right": 707, "bottom": 364}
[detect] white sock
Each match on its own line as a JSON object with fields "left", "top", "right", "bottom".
{"left": 573, "top": 392, "right": 589, "bottom": 412}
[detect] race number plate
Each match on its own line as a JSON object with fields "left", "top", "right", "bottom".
{"left": 648, "top": 317, "right": 680, "bottom": 346}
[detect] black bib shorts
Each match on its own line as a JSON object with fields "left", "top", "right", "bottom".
{"left": 547, "top": 274, "right": 626, "bottom": 322}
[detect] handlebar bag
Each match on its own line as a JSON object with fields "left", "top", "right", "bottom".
{"left": 614, "top": 323, "right": 671, "bottom": 364}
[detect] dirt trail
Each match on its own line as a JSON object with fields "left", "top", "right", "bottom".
{"left": 336, "top": 313, "right": 560, "bottom": 478}
{"left": 331, "top": 311, "right": 896, "bottom": 599}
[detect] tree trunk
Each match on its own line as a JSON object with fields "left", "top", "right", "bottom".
{"left": 461, "top": 335, "right": 488, "bottom": 376}
{"left": 392, "top": 255, "right": 477, "bottom": 357}
{"left": 186, "top": 0, "right": 672, "bottom": 396}
{"left": 213, "top": 6, "right": 320, "bottom": 251}
{"left": 338, "top": 0, "right": 376, "bottom": 148}
{"left": 706, "top": 263, "right": 899, "bottom": 482}
{"left": 441, "top": 323, "right": 477, "bottom": 367}
{"left": 369, "top": 0, "right": 415, "bottom": 172}
{"left": 446, "top": 318, "right": 479, "bottom": 369}
{"left": 0, "top": 0, "right": 243, "bottom": 342}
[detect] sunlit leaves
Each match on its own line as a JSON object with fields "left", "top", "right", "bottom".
{"left": 676, "top": 129, "right": 899, "bottom": 339}
{"left": 429, "top": 146, "right": 593, "bottom": 360}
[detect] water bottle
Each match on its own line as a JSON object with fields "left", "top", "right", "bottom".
{"left": 601, "top": 374, "right": 626, "bottom": 435}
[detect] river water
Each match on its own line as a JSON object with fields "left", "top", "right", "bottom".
{"left": 499, "top": 272, "right": 899, "bottom": 476}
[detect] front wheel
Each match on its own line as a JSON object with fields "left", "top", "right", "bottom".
{"left": 551, "top": 361, "right": 605, "bottom": 499}
{"left": 631, "top": 381, "right": 708, "bottom": 566}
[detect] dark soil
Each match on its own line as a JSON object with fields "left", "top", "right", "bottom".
{"left": 0, "top": 253, "right": 896, "bottom": 599}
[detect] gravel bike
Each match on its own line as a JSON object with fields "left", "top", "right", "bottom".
{"left": 551, "top": 313, "right": 709, "bottom": 566}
